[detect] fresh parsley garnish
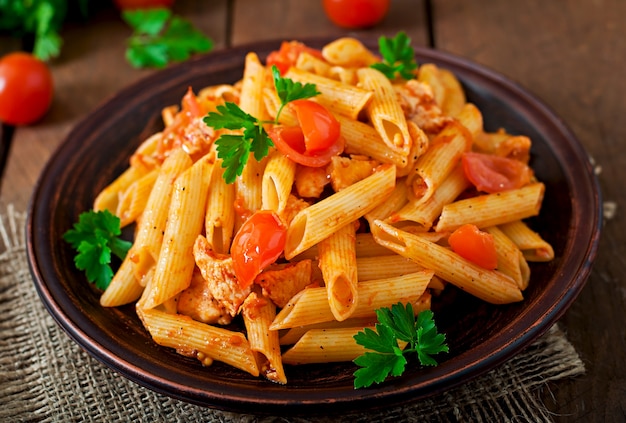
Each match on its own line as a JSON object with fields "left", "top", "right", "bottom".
{"left": 370, "top": 31, "right": 418, "bottom": 80}
{"left": 63, "top": 209, "right": 132, "bottom": 290}
{"left": 123, "top": 8, "right": 213, "bottom": 69}
{"left": 0, "top": 0, "right": 92, "bottom": 61}
{"left": 203, "top": 65, "right": 319, "bottom": 183}
{"left": 353, "top": 303, "right": 448, "bottom": 389}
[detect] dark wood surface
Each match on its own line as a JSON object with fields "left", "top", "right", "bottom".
{"left": 1, "top": 1, "right": 624, "bottom": 421}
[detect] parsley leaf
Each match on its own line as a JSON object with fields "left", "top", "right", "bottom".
{"left": 63, "top": 209, "right": 132, "bottom": 290}
{"left": 370, "top": 31, "right": 418, "bottom": 80}
{"left": 123, "top": 8, "right": 213, "bottom": 69}
{"left": 353, "top": 303, "right": 448, "bottom": 389}
{"left": 203, "top": 65, "right": 319, "bottom": 183}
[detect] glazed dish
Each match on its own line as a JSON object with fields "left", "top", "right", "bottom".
{"left": 27, "top": 37, "right": 601, "bottom": 415}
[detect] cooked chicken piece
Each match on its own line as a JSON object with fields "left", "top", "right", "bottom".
{"left": 279, "top": 194, "right": 310, "bottom": 226}
{"left": 294, "top": 165, "right": 329, "bottom": 198}
{"left": 177, "top": 268, "right": 233, "bottom": 325}
{"left": 395, "top": 79, "right": 452, "bottom": 134}
{"left": 327, "top": 156, "right": 379, "bottom": 192}
{"left": 255, "top": 260, "right": 314, "bottom": 308}
{"left": 193, "top": 235, "right": 251, "bottom": 317}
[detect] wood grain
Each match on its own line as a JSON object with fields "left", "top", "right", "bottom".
{"left": 431, "top": 1, "right": 626, "bottom": 421}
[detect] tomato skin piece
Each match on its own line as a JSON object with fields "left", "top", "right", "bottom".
{"left": 114, "top": 0, "right": 175, "bottom": 9}
{"left": 322, "top": 0, "right": 390, "bottom": 29}
{"left": 231, "top": 211, "right": 287, "bottom": 289}
{"left": 290, "top": 99, "right": 340, "bottom": 153}
{"left": 448, "top": 224, "right": 498, "bottom": 270}
{"left": 0, "top": 52, "right": 53, "bottom": 126}
{"left": 268, "top": 125, "right": 345, "bottom": 167}
{"left": 462, "top": 151, "right": 533, "bottom": 194}
{"left": 266, "top": 41, "right": 324, "bottom": 74}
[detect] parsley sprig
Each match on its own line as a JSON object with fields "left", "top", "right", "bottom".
{"left": 63, "top": 210, "right": 132, "bottom": 290}
{"left": 203, "top": 65, "right": 319, "bottom": 184}
{"left": 123, "top": 8, "right": 213, "bottom": 69}
{"left": 353, "top": 303, "right": 448, "bottom": 389}
{"left": 370, "top": 31, "right": 418, "bottom": 80}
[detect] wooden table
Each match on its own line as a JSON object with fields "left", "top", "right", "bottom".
{"left": 1, "top": 1, "right": 624, "bottom": 421}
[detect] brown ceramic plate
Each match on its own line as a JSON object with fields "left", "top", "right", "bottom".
{"left": 27, "top": 38, "right": 601, "bottom": 416}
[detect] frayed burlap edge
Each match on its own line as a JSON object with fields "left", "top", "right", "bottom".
{"left": 0, "top": 206, "right": 585, "bottom": 423}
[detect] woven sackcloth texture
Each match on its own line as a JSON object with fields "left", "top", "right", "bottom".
{"left": 0, "top": 206, "right": 585, "bottom": 423}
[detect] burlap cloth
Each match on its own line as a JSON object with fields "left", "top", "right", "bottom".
{"left": 0, "top": 206, "right": 585, "bottom": 422}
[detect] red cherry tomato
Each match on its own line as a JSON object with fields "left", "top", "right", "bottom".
{"left": 291, "top": 99, "right": 340, "bottom": 153}
{"left": 268, "top": 101, "right": 344, "bottom": 167}
{"left": 231, "top": 211, "right": 287, "bottom": 289}
{"left": 266, "top": 41, "right": 325, "bottom": 75}
{"left": 113, "top": 0, "right": 175, "bottom": 9}
{"left": 462, "top": 151, "right": 533, "bottom": 194}
{"left": 448, "top": 224, "right": 498, "bottom": 270}
{"left": 322, "top": 0, "right": 390, "bottom": 29}
{"left": 0, "top": 52, "right": 53, "bottom": 126}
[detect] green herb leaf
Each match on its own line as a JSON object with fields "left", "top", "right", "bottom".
{"left": 202, "top": 66, "right": 319, "bottom": 183}
{"left": 63, "top": 209, "right": 132, "bottom": 290}
{"left": 353, "top": 303, "right": 448, "bottom": 389}
{"left": 123, "top": 8, "right": 213, "bottom": 69}
{"left": 370, "top": 31, "right": 418, "bottom": 80}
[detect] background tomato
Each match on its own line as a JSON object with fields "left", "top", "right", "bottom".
{"left": 322, "top": 0, "right": 390, "bottom": 29}
{"left": 0, "top": 52, "right": 54, "bottom": 126}
{"left": 113, "top": 0, "right": 175, "bottom": 10}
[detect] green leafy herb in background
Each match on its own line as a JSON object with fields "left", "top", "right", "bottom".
{"left": 123, "top": 8, "right": 213, "bottom": 68}
{"left": 370, "top": 31, "right": 418, "bottom": 80}
{"left": 0, "top": 0, "right": 91, "bottom": 60}
{"left": 203, "top": 65, "right": 320, "bottom": 184}
{"left": 63, "top": 209, "right": 132, "bottom": 290}
{"left": 353, "top": 303, "right": 448, "bottom": 389}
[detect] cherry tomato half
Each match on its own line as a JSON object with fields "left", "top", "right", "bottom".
{"left": 291, "top": 99, "right": 341, "bottom": 153}
{"left": 113, "top": 0, "right": 175, "bottom": 9}
{"left": 322, "top": 0, "right": 390, "bottom": 29}
{"left": 231, "top": 211, "right": 287, "bottom": 289}
{"left": 266, "top": 41, "right": 325, "bottom": 75}
{"left": 268, "top": 101, "right": 344, "bottom": 167}
{"left": 0, "top": 52, "right": 53, "bottom": 126}
{"left": 462, "top": 151, "right": 533, "bottom": 194}
{"left": 448, "top": 224, "right": 498, "bottom": 270}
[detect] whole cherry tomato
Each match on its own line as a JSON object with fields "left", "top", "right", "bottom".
{"left": 114, "top": 0, "right": 175, "bottom": 9}
{"left": 268, "top": 100, "right": 344, "bottom": 167}
{"left": 0, "top": 52, "right": 53, "bottom": 126}
{"left": 448, "top": 224, "right": 498, "bottom": 270}
{"left": 322, "top": 0, "right": 390, "bottom": 29}
{"left": 462, "top": 151, "right": 533, "bottom": 194}
{"left": 231, "top": 211, "right": 287, "bottom": 289}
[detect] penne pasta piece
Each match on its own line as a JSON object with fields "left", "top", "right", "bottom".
{"left": 284, "top": 67, "right": 373, "bottom": 120}
{"left": 339, "top": 114, "right": 408, "bottom": 167}
{"left": 357, "top": 67, "right": 412, "bottom": 157}
{"left": 281, "top": 327, "right": 370, "bottom": 364}
{"left": 392, "top": 164, "right": 470, "bottom": 227}
{"left": 371, "top": 220, "right": 523, "bottom": 304}
{"left": 406, "top": 121, "right": 471, "bottom": 205}
{"left": 129, "top": 148, "right": 192, "bottom": 286}
{"left": 241, "top": 292, "right": 287, "bottom": 384}
{"left": 499, "top": 220, "right": 555, "bottom": 262}
{"left": 270, "top": 270, "right": 434, "bottom": 330}
{"left": 435, "top": 183, "right": 545, "bottom": 233}
{"left": 438, "top": 68, "right": 466, "bottom": 117}
{"left": 318, "top": 222, "right": 359, "bottom": 321}
{"left": 279, "top": 316, "right": 376, "bottom": 346}
{"left": 138, "top": 307, "right": 259, "bottom": 377}
{"left": 356, "top": 254, "right": 423, "bottom": 281}
{"left": 262, "top": 150, "right": 297, "bottom": 215}
{"left": 100, "top": 256, "right": 143, "bottom": 307}
{"left": 204, "top": 160, "right": 236, "bottom": 254}
{"left": 485, "top": 226, "right": 531, "bottom": 290}
{"left": 93, "top": 165, "right": 149, "bottom": 214}
{"left": 115, "top": 169, "right": 158, "bottom": 228}
{"left": 364, "top": 177, "right": 409, "bottom": 226}
{"left": 140, "top": 157, "right": 212, "bottom": 309}
{"left": 284, "top": 164, "right": 396, "bottom": 259}
{"left": 321, "top": 37, "right": 379, "bottom": 67}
